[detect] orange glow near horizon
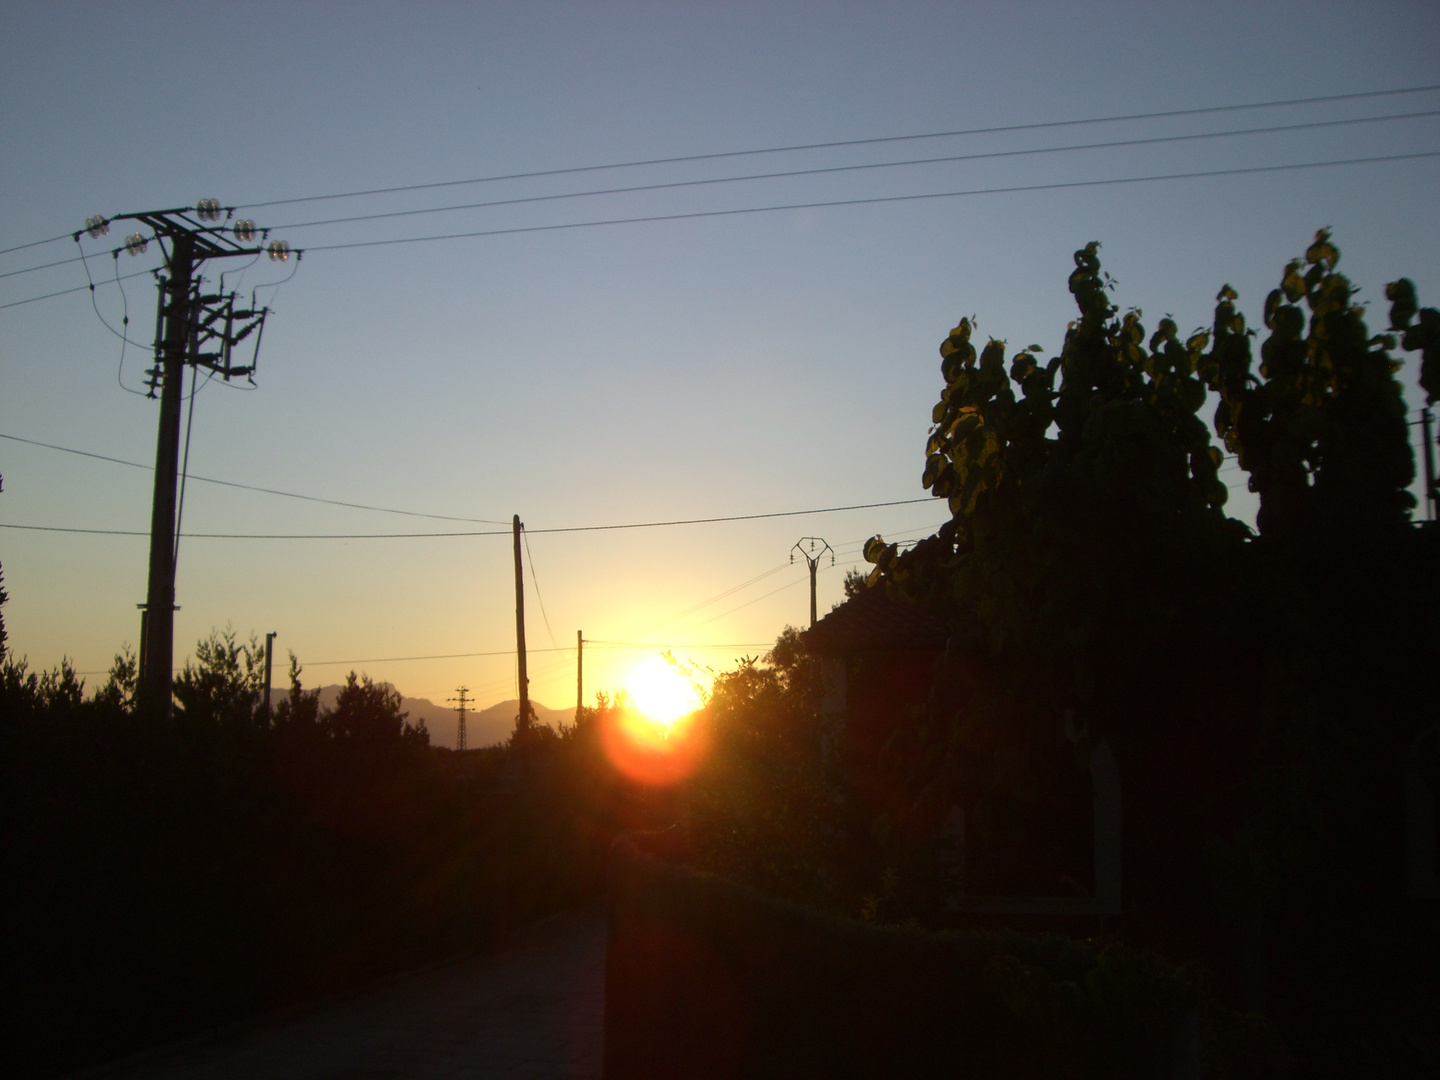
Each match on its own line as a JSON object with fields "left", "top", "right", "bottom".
{"left": 600, "top": 703, "right": 707, "bottom": 788}
{"left": 621, "top": 654, "right": 706, "bottom": 728}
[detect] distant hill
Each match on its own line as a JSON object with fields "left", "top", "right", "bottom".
{"left": 268, "top": 685, "right": 574, "bottom": 750}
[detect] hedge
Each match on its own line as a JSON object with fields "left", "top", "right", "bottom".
{"left": 604, "top": 834, "right": 1285, "bottom": 1079}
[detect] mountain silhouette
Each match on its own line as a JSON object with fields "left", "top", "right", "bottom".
{"left": 270, "top": 684, "right": 574, "bottom": 749}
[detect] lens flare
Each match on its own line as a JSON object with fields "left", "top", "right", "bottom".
{"left": 623, "top": 654, "right": 704, "bottom": 727}
{"left": 600, "top": 703, "right": 707, "bottom": 787}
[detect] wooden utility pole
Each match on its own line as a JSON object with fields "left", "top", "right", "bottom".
{"left": 262, "top": 631, "right": 277, "bottom": 722}
{"left": 791, "top": 537, "right": 835, "bottom": 628}
{"left": 1423, "top": 407, "right": 1436, "bottom": 522}
{"left": 139, "top": 233, "right": 195, "bottom": 716}
{"left": 513, "top": 515, "right": 529, "bottom": 743}
{"left": 89, "top": 203, "right": 285, "bottom": 717}
{"left": 576, "top": 630, "right": 583, "bottom": 717}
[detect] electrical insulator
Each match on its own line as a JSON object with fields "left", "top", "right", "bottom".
{"left": 124, "top": 233, "right": 149, "bottom": 256}
{"left": 267, "top": 239, "right": 290, "bottom": 262}
{"left": 85, "top": 215, "right": 109, "bottom": 238}
{"left": 196, "top": 199, "right": 222, "bottom": 222}
{"left": 232, "top": 219, "right": 256, "bottom": 242}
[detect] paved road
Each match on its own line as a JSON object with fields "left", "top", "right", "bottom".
{"left": 81, "top": 903, "right": 606, "bottom": 1080}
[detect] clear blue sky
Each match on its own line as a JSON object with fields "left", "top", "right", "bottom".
{"left": 3, "top": 1, "right": 1438, "bottom": 737}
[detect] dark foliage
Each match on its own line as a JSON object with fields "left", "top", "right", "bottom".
{"left": 608, "top": 835, "right": 1285, "bottom": 1079}
{"left": 848, "top": 234, "right": 1439, "bottom": 1076}
{"left": 686, "top": 628, "right": 833, "bottom": 905}
{"left": 1, "top": 632, "right": 662, "bottom": 1078}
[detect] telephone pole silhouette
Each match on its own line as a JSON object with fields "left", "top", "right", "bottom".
{"left": 77, "top": 203, "right": 297, "bottom": 716}
{"left": 1423, "top": 407, "right": 1436, "bottom": 521}
{"left": 513, "top": 516, "right": 530, "bottom": 750}
{"left": 262, "top": 631, "right": 277, "bottom": 722}
{"left": 791, "top": 537, "right": 834, "bottom": 628}
{"left": 449, "top": 687, "right": 471, "bottom": 751}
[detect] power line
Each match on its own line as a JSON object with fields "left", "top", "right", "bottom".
{"left": 0, "top": 252, "right": 97, "bottom": 280}
{"left": 0, "top": 231, "right": 79, "bottom": 258}
{"left": 3, "top": 82, "right": 1436, "bottom": 269}
{"left": 303, "top": 645, "right": 576, "bottom": 666}
{"left": 256, "top": 109, "right": 1440, "bottom": 234}
{"left": 0, "top": 432, "right": 509, "bottom": 524}
{"left": 529, "top": 498, "right": 936, "bottom": 534}
{"left": 235, "top": 83, "right": 1440, "bottom": 211}
{"left": 67, "top": 639, "right": 780, "bottom": 677}
{"left": 0, "top": 267, "right": 157, "bottom": 311}
{"left": 298, "top": 151, "right": 1440, "bottom": 256}
{"left": 0, "top": 496, "right": 937, "bottom": 539}
{"left": 522, "top": 526, "right": 560, "bottom": 650}
{"left": 585, "top": 640, "right": 776, "bottom": 649}
{"left": 679, "top": 570, "right": 812, "bottom": 634}
{"left": 6, "top": 149, "right": 1436, "bottom": 312}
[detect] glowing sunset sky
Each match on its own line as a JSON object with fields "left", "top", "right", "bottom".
{"left": 3, "top": 2, "right": 1437, "bottom": 736}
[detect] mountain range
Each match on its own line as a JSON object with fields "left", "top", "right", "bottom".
{"left": 268, "top": 685, "right": 574, "bottom": 750}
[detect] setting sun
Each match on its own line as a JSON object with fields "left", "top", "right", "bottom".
{"left": 623, "top": 655, "right": 705, "bottom": 726}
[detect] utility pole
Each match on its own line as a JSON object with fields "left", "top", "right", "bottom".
{"left": 140, "top": 229, "right": 194, "bottom": 716}
{"left": 791, "top": 537, "right": 835, "bottom": 628}
{"left": 262, "top": 631, "right": 277, "bottom": 722}
{"left": 577, "top": 630, "right": 584, "bottom": 718}
{"left": 513, "top": 515, "right": 530, "bottom": 746}
{"left": 1423, "top": 407, "right": 1437, "bottom": 522}
{"left": 449, "top": 686, "right": 471, "bottom": 751}
{"left": 78, "top": 204, "right": 293, "bottom": 717}
{"left": 136, "top": 604, "right": 148, "bottom": 685}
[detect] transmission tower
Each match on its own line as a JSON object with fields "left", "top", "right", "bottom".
{"left": 77, "top": 203, "right": 298, "bottom": 716}
{"left": 791, "top": 537, "right": 834, "bottom": 628}
{"left": 449, "top": 687, "right": 471, "bottom": 751}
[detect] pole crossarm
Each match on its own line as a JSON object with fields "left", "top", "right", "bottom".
{"left": 448, "top": 687, "right": 471, "bottom": 751}
{"left": 94, "top": 199, "right": 301, "bottom": 717}
{"left": 791, "top": 537, "right": 834, "bottom": 628}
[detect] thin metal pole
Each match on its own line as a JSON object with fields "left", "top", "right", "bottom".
{"left": 577, "top": 630, "right": 583, "bottom": 717}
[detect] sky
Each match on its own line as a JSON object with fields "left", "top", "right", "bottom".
{"left": 2, "top": 1, "right": 1438, "bottom": 741}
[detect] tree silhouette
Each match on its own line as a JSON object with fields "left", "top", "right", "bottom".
{"left": 858, "top": 234, "right": 1439, "bottom": 1073}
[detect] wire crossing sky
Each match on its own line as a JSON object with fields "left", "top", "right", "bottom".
{"left": 3, "top": 1, "right": 1438, "bottom": 737}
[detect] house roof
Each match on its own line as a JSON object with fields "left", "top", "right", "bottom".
{"left": 803, "top": 587, "right": 949, "bottom": 658}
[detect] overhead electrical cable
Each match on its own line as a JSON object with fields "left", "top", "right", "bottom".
{"left": 522, "top": 526, "right": 560, "bottom": 650}
{"left": 7, "top": 106, "right": 1437, "bottom": 286}
{"left": 0, "top": 267, "right": 157, "bottom": 311}
{"left": 0, "top": 432, "right": 509, "bottom": 524}
{"left": 3, "top": 83, "right": 1436, "bottom": 268}
{"left": 259, "top": 109, "right": 1440, "bottom": 233}
{"left": 303, "top": 645, "right": 577, "bottom": 666}
{"left": 298, "top": 151, "right": 1440, "bottom": 255}
{"left": 0, "top": 496, "right": 938, "bottom": 539}
{"left": 677, "top": 572, "right": 812, "bottom": 634}
{"left": 528, "top": 498, "right": 935, "bottom": 534}
{"left": 582, "top": 641, "right": 775, "bottom": 649}
{"left": 632, "top": 519, "right": 945, "bottom": 641}
{"left": 0, "top": 252, "right": 99, "bottom": 280}
{"left": 5, "top": 151, "right": 1436, "bottom": 311}
{"left": 234, "top": 83, "right": 1440, "bottom": 210}
{"left": 0, "top": 230, "right": 81, "bottom": 258}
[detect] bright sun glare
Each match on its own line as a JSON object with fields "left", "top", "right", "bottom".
{"left": 623, "top": 655, "right": 704, "bottom": 727}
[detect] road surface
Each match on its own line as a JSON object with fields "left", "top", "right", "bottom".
{"left": 76, "top": 903, "right": 606, "bottom": 1080}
